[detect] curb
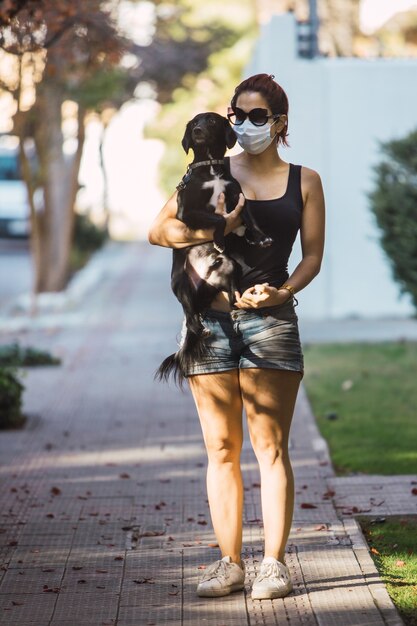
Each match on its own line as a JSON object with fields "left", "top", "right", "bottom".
{"left": 344, "top": 517, "right": 405, "bottom": 626}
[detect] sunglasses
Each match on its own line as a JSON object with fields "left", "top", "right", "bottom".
{"left": 227, "top": 106, "right": 281, "bottom": 127}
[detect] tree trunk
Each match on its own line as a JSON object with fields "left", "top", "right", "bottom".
{"left": 29, "top": 84, "right": 86, "bottom": 293}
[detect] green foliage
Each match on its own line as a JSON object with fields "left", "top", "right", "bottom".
{"left": 145, "top": 0, "right": 257, "bottom": 195}
{"left": 73, "top": 212, "right": 109, "bottom": 254}
{"left": 69, "top": 212, "right": 109, "bottom": 275}
{"left": 0, "top": 342, "right": 61, "bottom": 367}
{"left": 368, "top": 129, "right": 417, "bottom": 312}
{"left": 0, "top": 367, "right": 25, "bottom": 429}
{"left": 69, "top": 67, "right": 131, "bottom": 111}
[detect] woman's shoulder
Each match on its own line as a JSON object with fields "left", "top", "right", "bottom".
{"left": 298, "top": 165, "right": 323, "bottom": 206}
{"left": 298, "top": 163, "right": 321, "bottom": 181}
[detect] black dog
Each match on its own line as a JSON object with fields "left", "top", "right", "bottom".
{"left": 156, "top": 112, "right": 273, "bottom": 385}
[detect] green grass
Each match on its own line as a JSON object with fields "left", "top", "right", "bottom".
{"left": 302, "top": 341, "right": 417, "bottom": 475}
{"left": 358, "top": 515, "right": 417, "bottom": 626}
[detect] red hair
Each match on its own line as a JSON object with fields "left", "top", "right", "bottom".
{"left": 230, "top": 73, "right": 290, "bottom": 148}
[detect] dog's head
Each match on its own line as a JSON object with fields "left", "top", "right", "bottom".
{"left": 181, "top": 112, "right": 237, "bottom": 155}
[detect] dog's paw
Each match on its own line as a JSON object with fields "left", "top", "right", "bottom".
{"left": 245, "top": 233, "right": 273, "bottom": 247}
{"left": 259, "top": 236, "right": 273, "bottom": 248}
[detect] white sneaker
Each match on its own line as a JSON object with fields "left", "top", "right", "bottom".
{"left": 196, "top": 555, "right": 246, "bottom": 597}
{"left": 251, "top": 556, "right": 293, "bottom": 600}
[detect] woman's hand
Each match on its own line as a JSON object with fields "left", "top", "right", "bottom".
{"left": 234, "top": 283, "right": 292, "bottom": 309}
{"left": 220, "top": 192, "right": 245, "bottom": 235}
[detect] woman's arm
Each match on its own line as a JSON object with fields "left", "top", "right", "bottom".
{"left": 283, "top": 167, "right": 325, "bottom": 294}
{"left": 148, "top": 190, "right": 245, "bottom": 249}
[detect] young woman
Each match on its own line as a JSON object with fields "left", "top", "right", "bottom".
{"left": 148, "top": 73, "right": 325, "bottom": 600}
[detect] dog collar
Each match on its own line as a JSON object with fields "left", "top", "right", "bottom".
{"left": 188, "top": 159, "right": 225, "bottom": 170}
{"left": 176, "top": 159, "right": 225, "bottom": 191}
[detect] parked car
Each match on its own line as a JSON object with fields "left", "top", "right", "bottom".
{"left": 0, "top": 135, "right": 42, "bottom": 238}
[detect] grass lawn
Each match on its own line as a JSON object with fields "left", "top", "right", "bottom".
{"left": 302, "top": 341, "right": 417, "bottom": 476}
{"left": 358, "top": 515, "right": 417, "bottom": 626}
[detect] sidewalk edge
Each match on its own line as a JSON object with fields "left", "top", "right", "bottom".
{"left": 343, "top": 517, "right": 405, "bottom": 626}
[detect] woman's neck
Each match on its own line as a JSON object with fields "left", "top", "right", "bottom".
{"left": 235, "top": 144, "right": 286, "bottom": 172}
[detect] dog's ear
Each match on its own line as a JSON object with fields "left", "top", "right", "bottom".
{"left": 181, "top": 122, "right": 193, "bottom": 154}
{"left": 224, "top": 118, "right": 237, "bottom": 149}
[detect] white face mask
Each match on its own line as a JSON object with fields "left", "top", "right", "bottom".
{"left": 232, "top": 119, "right": 277, "bottom": 155}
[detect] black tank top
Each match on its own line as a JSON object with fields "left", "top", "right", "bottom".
{"left": 224, "top": 157, "right": 304, "bottom": 292}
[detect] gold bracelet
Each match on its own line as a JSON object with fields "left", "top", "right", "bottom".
{"left": 280, "top": 284, "right": 296, "bottom": 297}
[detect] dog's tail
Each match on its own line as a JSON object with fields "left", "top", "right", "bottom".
{"left": 155, "top": 319, "right": 210, "bottom": 388}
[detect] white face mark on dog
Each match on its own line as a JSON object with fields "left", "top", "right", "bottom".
{"left": 202, "top": 175, "right": 230, "bottom": 213}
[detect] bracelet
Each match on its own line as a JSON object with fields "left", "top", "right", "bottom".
{"left": 280, "top": 284, "right": 296, "bottom": 297}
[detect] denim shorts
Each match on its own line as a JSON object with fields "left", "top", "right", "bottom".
{"left": 181, "top": 296, "right": 304, "bottom": 379}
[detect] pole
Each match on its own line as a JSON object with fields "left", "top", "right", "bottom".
{"left": 309, "top": 0, "right": 319, "bottom": 58}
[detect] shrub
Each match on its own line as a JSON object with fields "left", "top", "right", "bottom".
{"left": 70, "top": 212, "right": 109, "bottom": 276}
{"left": 0, "top": 342, "right": 61, "bottom": 367}
{"left": 0, "top": 367, "right": 25, "bottom": 429}
{"left": 368, "top": 128, "right": 417, "bottom": 313}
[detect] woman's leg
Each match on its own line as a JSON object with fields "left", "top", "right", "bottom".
{"left": 239, "top": 368, "right": 302, "bottom": 563}
{"left": 188, "top": 370, "right": 244, "bottom": 567}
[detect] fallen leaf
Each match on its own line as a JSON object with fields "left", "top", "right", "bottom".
{"left": 133, "top": 577, "right": 155, "bottom": 584}
{"left": 411, "top": 488, "right": 417, "bottom": 496}
{"left": 370, "top": 547, "right": 380, "bottom": 555}
{"left": 314, "top": 524, "right": 327, "bottom": 531}
{"left": 208, "top": 543, "right": 219, "bottom": 547}
{"left": 119, "top": 473, "right": 130, "bottom": 479}
{"left": 51, "top": 487, "right": 61, "bottom": 496}
{"left": 395, "top": 560, "right": 405, "bottom": 567}
{"left": 301, "top": 503, "right": 317, "bottom": 509}
{"left": 11, "top": 601, "right": 24, "bottom": 605}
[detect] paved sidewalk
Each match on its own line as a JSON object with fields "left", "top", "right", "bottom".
{"left": 0, "top": 242, "right": 410, "bottom": 626}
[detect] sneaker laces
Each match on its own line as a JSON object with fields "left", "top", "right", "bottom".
{"left": 257, "top": 561, "right": 289, "bottom": 584}
{"left": 200, "top": 559, "right": 230, "bottom": 582}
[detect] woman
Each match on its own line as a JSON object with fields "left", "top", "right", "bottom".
{"left": 148, "top": 73, "right": 325, "bottom": 600}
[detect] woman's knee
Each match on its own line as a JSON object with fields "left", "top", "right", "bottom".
{"left": 206, "top": 437, "right": 242, "bottom": 465}
{"left": 252, "top": 438, "right": 289, "bottom": 466}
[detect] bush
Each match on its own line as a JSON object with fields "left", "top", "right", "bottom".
{"left": 69, "top": 212, "right": 109, "bottom": 276}
{"left": 0, "top": 342, "right": 61, "bottom": 367}
{"left": 368, "top": 128, "right": 417, "bottom": 312}
{"left": 0, "top": 367, "right": 25, "bottom": 429}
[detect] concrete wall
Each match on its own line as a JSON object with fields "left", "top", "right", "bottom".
{"left": 245, "top": 12, "right": 417, "bottom": 319}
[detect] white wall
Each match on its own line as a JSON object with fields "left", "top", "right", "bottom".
{"left": 246, "top": 13, "right": 417, "bottom": 319}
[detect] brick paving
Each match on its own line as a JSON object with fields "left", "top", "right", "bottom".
{"left": 0, "top": 241, "right": 409, "bottom": 625}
